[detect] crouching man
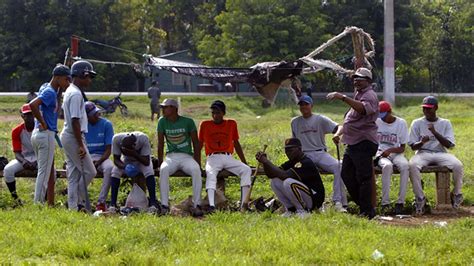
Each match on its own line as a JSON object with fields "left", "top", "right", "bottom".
{"left": 109, "top": 132, "right": 159, "bottom": 213}
{"left": 255, "top": 138, "right": 325, "bottom": 218}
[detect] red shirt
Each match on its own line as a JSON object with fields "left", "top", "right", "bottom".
{"left": 11, "top": 123, "right": 35, "bottom": 160}
{"left": 199, "top": 119, "right": 239, "bottom": 155}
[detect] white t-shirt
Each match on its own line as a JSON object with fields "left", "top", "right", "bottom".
{"left": 376, "top": 116, "right": 408, "bottom": 153}
{"left": 62, "top": 84, "right": 88, "bottom": 134}
{"left": 408, "top": 117, "right": 455, "bottom": 153}
{"left": 291, "top": 114, "right": 338, "bottom": 152}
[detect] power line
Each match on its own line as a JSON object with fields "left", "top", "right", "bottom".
{"left": 74, "top": 35, "right": 143, "bottom": 56}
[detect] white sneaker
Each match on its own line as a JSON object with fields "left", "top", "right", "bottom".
{"left": 415, "top": 197, "right": 426, "bottom": 216}
{"left": 281, "top": 211, "right": 294, "bottom": 217}
{"left": 296, "top": 210, "right": 310, "bottom": 219}
{"left": 334, "top": 202, "right": 348, "bottom": 213}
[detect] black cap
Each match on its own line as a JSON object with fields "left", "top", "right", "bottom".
{"left": 284, "top": 138, "right": 302, "bottom": 148}
{"left": 210, "top": 100, "right": 226, "bottom": 114}
{"left": 52, "top": 64, "right": 71, "bottom": 77}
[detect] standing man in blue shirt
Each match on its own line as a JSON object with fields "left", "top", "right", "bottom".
{"left": 84, "top": 101, "right": 114, "bottom": 211}
{"left": 29, "top": 64, "right": 71, "bottom": 205}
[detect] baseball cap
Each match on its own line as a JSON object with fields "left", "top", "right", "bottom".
{"left": 210, "top": 100, "right": 226, "bottom": 113}
{"left": 353, "top": 67, "right": 372, "bottom": 80}
{"left": 160, "top": 98, "right": 179, "bottom": 108}
{"left": 284, "top": 138, "right": 302, "bottom": 148}
{"left": 52, "top": 64, "right": 71, "bottom": 77}
{"left": 297, "top": 95, "right": 313, "bottom": 105}
{"left": 421, "top": 96, "right": 438, "bottom": 108}
{"left": 20, "top": 104, "right": 32, "bottom": 114}
{"left": 85, "top": 101, "right": 101, "bottom": 117}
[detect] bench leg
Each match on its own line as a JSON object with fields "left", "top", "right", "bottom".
{"left": 217, "top": 177, "right": 225, "bottom": 194}
{"left": 435, "top": 172, "right": 451, "bottom": 209}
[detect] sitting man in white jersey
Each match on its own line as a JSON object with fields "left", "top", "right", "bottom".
{"left": 408, "top": 96, "right": 464, "bottom": 215}
{"left": 375, "top": 101, "right": 409, "bottom": 215}
{"left": 3, "top": 104, "right": 37, "bottom": 205}
{"left": 109, "top": 132, "right": 159, "bottom": 213}
{"left": 84, "top": 101, "right": 114, "bottom": 211}
{"left": 291, "top": 95, "right": 347, "bottom": 212}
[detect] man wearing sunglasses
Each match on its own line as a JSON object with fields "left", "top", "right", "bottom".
{"left": 60, "top": 60, "right": 98, "bottom": 211}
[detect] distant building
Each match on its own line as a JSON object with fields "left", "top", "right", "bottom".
{"left": 148, "top": 50, "right": 251, "bottom": 92}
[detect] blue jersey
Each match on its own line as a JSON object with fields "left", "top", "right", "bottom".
{"left": 85, "top": 118, "right": 114, "bottom": 155}
{"left": 35, "top": 83, "right": 58, "bottom": 132}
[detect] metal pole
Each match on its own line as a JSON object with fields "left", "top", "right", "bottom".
{"left": 384, "top": 0, "right": 395, "bottom": 105}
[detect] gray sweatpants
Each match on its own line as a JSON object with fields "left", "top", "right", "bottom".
{"left": 60, "top": 132, "right": 97, "bottom": 210}
{"left": 31, "top": 129, "right": 56, "bottom": 203}
{"left": 90, "top": 154, "right": 114, "bottom": 204}
{"left": 3, "top": 159, "right": 24, "bottom": 183}
{"left": 305, "top": 151, "right": 347, "bottom": 205}
{"left": 271, "top": 178, "right": 313, "bottom": 211}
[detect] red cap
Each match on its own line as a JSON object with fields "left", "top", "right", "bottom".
{"left": 379, "top": 101, "right": 392, "bottom": 113}
{"left": 21, "top": 104, "right": 32, "bottom": 114}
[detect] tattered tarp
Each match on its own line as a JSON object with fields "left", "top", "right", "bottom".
{"left": 145, "top": 56, "right": 308, "bottom": 85}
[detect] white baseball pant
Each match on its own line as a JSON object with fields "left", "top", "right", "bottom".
{"left": 377, "top": 153, "right": 409, "bottom": 205}
{"left": 60, "top": 132, "right": 97, "bottom": 210}
{"left": 159, "top": 152, "right": 202, "bottom": 207}
{"left": 3, "top": 159, "right": 24, "bottom": 183}
{"left": 90, "top": 154, "right": 114, "bottom": 204}
{"left": 205, "top": 153, "right": 251, "bottom": 190}
{"left": 271, "top": 178, "right": 313, "bottom": 211}
{"left": 31, "top": 129, "right": 56, "bottom": 204}
{"left": 305, "top": 151, "right": 347, "bottom": 205}
{"left": 409, "top": 152, "right": 463, "bottom": 200}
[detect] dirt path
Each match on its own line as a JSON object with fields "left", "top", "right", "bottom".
{"left": 376, "top": 206, "right": 473, "bottom": 227}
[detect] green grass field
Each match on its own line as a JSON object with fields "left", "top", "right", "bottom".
{"left": 0, "top": 94, "right": 472, "bottom": 264}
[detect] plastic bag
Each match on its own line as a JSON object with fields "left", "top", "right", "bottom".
{"left": 125, "top": 183, "right": 148, "bottom": 210}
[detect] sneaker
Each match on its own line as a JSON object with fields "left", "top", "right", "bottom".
{"left": 334, "top": 202, "right": 348, "bottom": 213}
{"left": 280, "top": 211, "right": 294, "bottom": 217}
{"left": 415, "top": 197, "right": 426, "bottom": 216}
{"left": 13, "top": 198, "right": 23, "bottom": 207}
{"left": 207, "top": 205, "right": 216, "bottom": 214}
{"left": 96, "top": 202, "right": 107, "bottom": 212}
{"left": 108, "top": 206, "right": 118, "bottom": 213}
{"left": 296, "top": 210, "right": 310, "bottom": 219}
{"left": 380, "top": 204, "right": 391, "bottom": 215}
{"left": 147, "top": 205, "right": 159, "bottom": 214}
{"left": 190, "top": 205, "right": 204, "bottom": 217}
{"left": 394, "top": 203, "right": 404, "bottom": 215}
{"left": 452, "top": 193, "right": 463, "bottom": 209}
{"left": 160, "top": 205, "right": 170, "bottom": 216}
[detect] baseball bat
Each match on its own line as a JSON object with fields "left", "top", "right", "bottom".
{"left": 81, "top": 159, "right": 92, "bottom": 212}
{"left": 242, "top": 144, "right": 268, "bottom": 208}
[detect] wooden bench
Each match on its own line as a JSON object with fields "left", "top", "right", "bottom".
{"left": 0, "top": 165, "right": 453, "bottom": 208}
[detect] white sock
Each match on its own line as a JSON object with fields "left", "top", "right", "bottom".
{"left": 241, "top": 185, "right": 250, "bottom": 207}
{"left": 208, "top": 189, "right": 215, "bottom": 207}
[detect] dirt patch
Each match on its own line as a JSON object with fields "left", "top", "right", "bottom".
{"left": 376, "top": 206, "right": 473, "bottom": 227}
{"left": 0, "top": 115, "right": 21, "bottom": 123}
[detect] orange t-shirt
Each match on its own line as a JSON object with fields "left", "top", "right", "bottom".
{"left": 199, "top": 119, "right": 239, "bottom": 155}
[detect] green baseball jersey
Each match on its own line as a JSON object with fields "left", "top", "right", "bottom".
{"left": 157, "top": 116, "right": 197, "bottom": 155}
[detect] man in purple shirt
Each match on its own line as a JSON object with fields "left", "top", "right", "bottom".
{"left": 326, "top": 67, "right": 379, "bottom": 219}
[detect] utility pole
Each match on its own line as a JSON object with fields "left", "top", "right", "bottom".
{"left": 384, "top": 0, "right": 395, "bottom": 104}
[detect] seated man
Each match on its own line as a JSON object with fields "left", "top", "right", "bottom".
{"left": 255, "top": 138, "right": 325, "bottom": 218}
{"left": 291, "top": 95, "right": 347, "bottom": 212}
{"left": 408, "top": 96, "right": 464, "bottom": 215}
{"left": 3, "top": 104, "right": 37, "bottom": 205}
{"left": 109, "top": 132, "right": 159, "bottom": 212}
{"left": 157, "top": 98, "right": 203, "bottom": 216}
{"left": 84, "top": 102, "right": 114, "bottom": 211}
{"left": 199, "top": 100, "right": 252, "bottom": 212}
{"left": 375, "top": 101, "right": 409, "bottom": 215}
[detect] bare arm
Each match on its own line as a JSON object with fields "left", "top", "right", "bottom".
{"left": 234, "top": 140, "right": 247, "bottom": 165}
{"left": 255, "top": 152, "right": 287, "bottom": 179}
{"left": 29, "top": 98, "right": 47, "bottom": 130}
{"left": 95, "top": 145, "right": 111, "bottom": 166}
{"left": 327, "top": 92, "right": 365, "bottom": 114}
{"left": 113, "top": 154, "right": 125, "bottom": 169}
{"left": 410, "top": 136, "right": 430, "bottom": 151}
{"left": 157, "top": 132, "right": 165, "bottom": 166}
{"left": 190, "top": 131, "right": 201, "bottom": 167}
{"left": 381, "top": 144, "right": 405, "bottom": 157}
{"left": 332, "top": 125, "right": 344, "bottom": 144}
{"left": 429, "top": 125, "right": 454, "bottom": 148}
